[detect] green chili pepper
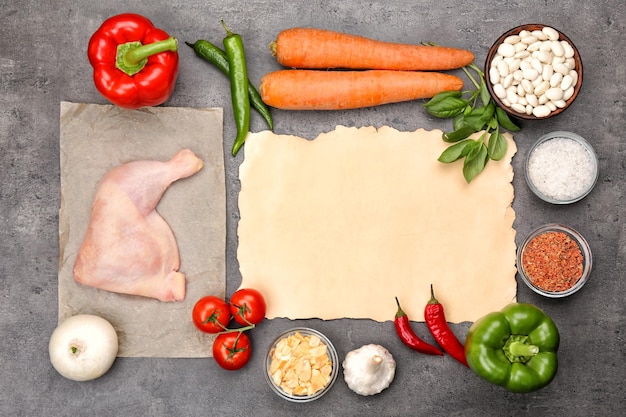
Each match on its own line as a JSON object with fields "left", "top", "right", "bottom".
{"left": 185, "top": 40, "right": 273, "bottom": 131}
{"left": 464, "top": 303, "right": 560, "bottom": 393}
{"left": 221, "top": 21, "right": 250, "bottom": 156}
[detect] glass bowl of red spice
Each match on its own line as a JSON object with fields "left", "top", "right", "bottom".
{"left": 517, "top": 224, "right": 592, "bottom": 297}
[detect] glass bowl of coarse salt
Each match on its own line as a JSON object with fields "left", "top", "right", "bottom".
{"left": 525, "top": 131, "right": 598, "bottom": 204}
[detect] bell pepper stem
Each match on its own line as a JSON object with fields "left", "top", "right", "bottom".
{"left": 116, "top": 37, "right": 178, "bottom": 76}
{"left": 507, "top": 340, "right": 539, "bottom": 357}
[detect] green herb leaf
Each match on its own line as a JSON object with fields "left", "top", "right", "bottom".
{"left": 424, "top": 90, "right": 463, "bottom": 106}
{"left": 438, "top": 139, "right": 474, "bottom": 163}
{"left": 442, "top": 125, "right": 476, "bottom": 143}
{"left": 463, "top": 143, "right": 488, "bottom": 183}
{"left": 480, "top": 78, "right": 491, "bottom": 107}
{"left": 495, "top": 107, "right": 521, "bottom": 132}
{"left": 419, "top": 56, "right": 522, "bottom": 183}
{"left": 453, "top": 113, "right": 467, "bottom": 131}
{"left": 424, "top": 97, "right": 469, "bottom": 118}
{"left": 487, "top": 129, "right": 508, "bottom": 161}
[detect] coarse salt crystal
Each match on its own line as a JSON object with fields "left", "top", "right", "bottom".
{"left": 527, "top": 137, "right": 596, "bottom": 201}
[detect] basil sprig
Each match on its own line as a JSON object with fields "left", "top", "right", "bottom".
{"left": 423, "top": 62, "right": 520, "bottom": 183}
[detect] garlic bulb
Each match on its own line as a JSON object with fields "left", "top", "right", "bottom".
{"left": 342, "top": 344, "right": 396, "bottom": 396}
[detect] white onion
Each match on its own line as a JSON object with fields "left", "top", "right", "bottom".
{"left": 49, "top": 314, "right": 118, "bottom": 381}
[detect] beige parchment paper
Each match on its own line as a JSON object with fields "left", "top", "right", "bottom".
{"left": 59, "top": 102, "right": 225, "bottom": 357}
{"left": 237, "top": 126, "right": 517, "bottom": 324}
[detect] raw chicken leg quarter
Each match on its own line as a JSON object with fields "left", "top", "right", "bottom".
{"left": 73, "top": 149, "right": 203, "bottom": 302}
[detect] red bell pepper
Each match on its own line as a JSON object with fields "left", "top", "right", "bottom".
{"left": 87, "top": 13, "right": 179, "bottom": 109}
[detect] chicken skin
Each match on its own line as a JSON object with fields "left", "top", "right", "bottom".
{"left": 73, "top": 149, "right": 203, "bottom": 302}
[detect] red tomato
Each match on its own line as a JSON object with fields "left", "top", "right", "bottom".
{"left": 212, "top": 331, "right": 251, "bottom": 370}
{"left": 192, "top": 295, "right": 231, "bottom": 334}
{"left": 229, "top": 288, "right": 267, "bottom": 326}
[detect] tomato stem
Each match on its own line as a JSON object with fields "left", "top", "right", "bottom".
{"left": 203, "top": 311, "right": 230, "bottom": 331}
{"left": 216, "top": 324, "right": 255, "bottom": 335}
{"left": 231, "top": 302, "right": 255, "bottom": 326}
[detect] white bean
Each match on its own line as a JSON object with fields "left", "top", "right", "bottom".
{"left": 521, "top": 79, "right": 534, "bottom": 94}
{"left": 531, "top": 58, "right": 544, "bottom": 73}
{"left": 521, "top": 35, "right": 538, "bottom": 45}
{"left": 489, "top": 67, "right": 501, "bottom": 85}
{"left": 517, "top": 94, "right": 527, "bottom": 104}
{"left": 540, "top": 41, "right": 553, "bottom": 52}
{"left": 527, "top": 41, "right": 542, "bottom": 52}
{"left": 569, "top": 70, "right": 579, "bottom": 86}
{"left": 537, "top": 51, "right": 553, "bottom": 64}
{"left": 562, "top": 41, "right": 575, "bottom": 58}
{"left": 561, "top": 74, "right": 574, "bottom": 90}
{"left": 515, "top": 50, "right": 530, "bottom": 59}
{"left": 526, "top": 104, "right": 534, "bottom": 115}
{"left": 523, "top": 68, "right": 539, "bottom": 81}
{"left": 565, "top": 57, "right": 576, "bottom": 70}
{"left": 538, "top": 93, "right": 549, "bottom": 104}
{"left": 491, "top": 54, "right": 503, "bottom": 68}
{"left": 563, "top": 86, "right": 575, "bottom": 101}
{"left": 493, "top": 83, "right": 507, "bottom": 99}
{"left": 517, "top": 84, "right": 526, "bottom": 97}
{"left": 532, "top": 30, "right": 547, "bottom": 40}
{"left": 534, "top": 80, "right": 550, "bottom": 96}
{"left": 542, "top": 64, "right": 554, "bottom": 81}
{"left": 502, "top": 74, "right": 514, "bottom": 89}
{"left": 504, "top": 35, "right": 521, "bottom": 44}
{"left": 513, "top": 69, "right": 524, "bottom": 81}
{"left": 551, "top": 40, "right": 565, "bottom": 57}
{"left": 497, "top": 60, "right": 510, "bottom": 77}
{"left": 545, "top": 87, "right": 564, "bottom": 101}
{"left": 508, "top": 58, "right": 522, "bottom": 72}
{"left": 514, "top": 41, "right": 528, "bottom": 52}
{"left": 542, "top": 26, "right": 560, "bottom": 41}
{"left": 550, "top": 72, "right": 563, "bottom": 88}
{"left": 511, "top": 103, "right": 526, "bottom": 113}
{"left": 497, "top": 43, "right": 516, "bottom": 57}
{"left": 527, "top": 93, "right": 538, "bottom": 107}
{"left": 547, "top": 101, "right": 557, "bottom": 111}
{"left": 553, "top": 99, "right": 567, "bottom": 108}
{"left": 553, "top": 63, "right": 570, "bottom": 75}
{"left": 533, "top": 105, "right": 551, "bottom": 117}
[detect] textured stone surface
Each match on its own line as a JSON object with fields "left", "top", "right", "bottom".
{"left": 1, "top": 1, "right": 624, "bottom": 416}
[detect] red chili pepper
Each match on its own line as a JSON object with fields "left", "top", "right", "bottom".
{"left": 424, "top": 285, "right": 468, "bottom": 367}
{"left": 394, "top": 297, "right": 443, "bottom": 355}
{"left": 87, "top": 13, "right": 179, "bottom": 109}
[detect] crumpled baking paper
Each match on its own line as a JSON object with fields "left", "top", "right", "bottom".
{"left": 58, "top": 102, "right": 225, "bottom": 357}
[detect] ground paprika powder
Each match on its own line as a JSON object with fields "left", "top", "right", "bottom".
{"left": 521, "top": 230, "right": 584, "bottom": 292}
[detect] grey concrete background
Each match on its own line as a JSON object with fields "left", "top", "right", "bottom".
{"left": 1, "top": 0, "right": 624, "bottom": 416}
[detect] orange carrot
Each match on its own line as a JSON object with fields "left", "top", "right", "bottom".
{"left": 271, "top": 28, "right": 475, "bottom": 71}
{"left": 259, "top": 69, "right": 464, "bottom": 110}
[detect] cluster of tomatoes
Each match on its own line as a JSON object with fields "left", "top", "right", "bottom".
{"left": 192, "top": 288, "right": 266, "bottom": 370}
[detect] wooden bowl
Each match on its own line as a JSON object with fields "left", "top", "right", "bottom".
{"left": 485, "top": 24, "right": 583, "bottom": 120}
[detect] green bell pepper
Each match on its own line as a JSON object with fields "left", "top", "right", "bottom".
{"left": 464, "top": 303, "right": 559, "bottom": 393}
